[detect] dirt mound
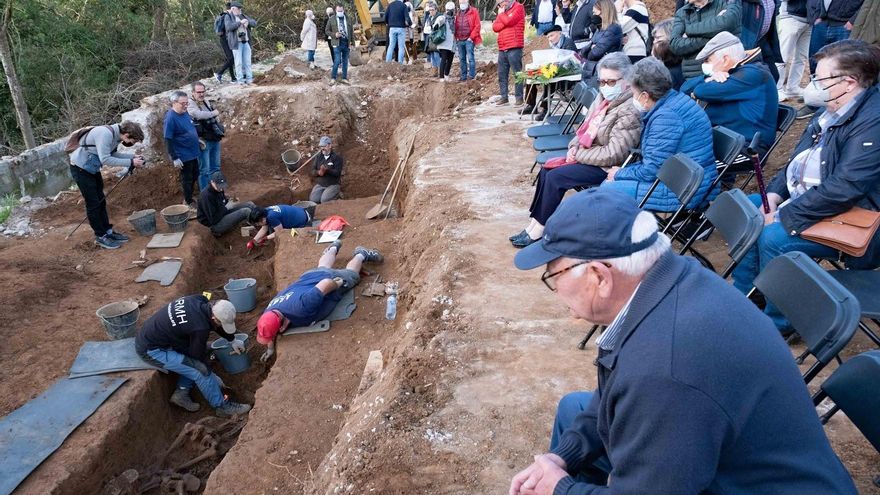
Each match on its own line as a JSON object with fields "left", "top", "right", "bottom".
{"left": 645, "top": 0, "right": 676, "bottom": 20}
{"left": 256, "top": 53, "right": 324, "bottom": 84}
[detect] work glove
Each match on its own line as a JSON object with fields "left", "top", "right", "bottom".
{"left": 173, "top": 158, "right": 184, "bottom": 169}
{"left": 260, "top": 347, "right": 275, "bottom": 363}
{"left": 247, "top": 240, "right": 256, "bottom": 251}
{"left": 230, "top": 340, "right": 246, "bottom": 355}
{"left": 332, "top": 276, "right": 346, "bottom": 289}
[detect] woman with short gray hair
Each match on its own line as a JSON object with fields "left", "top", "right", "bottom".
{"left": 598, "top": 57, "right": 717, "bottom": 213}
{"left": 510, "top": 52, "right": 642, "bottom": 248}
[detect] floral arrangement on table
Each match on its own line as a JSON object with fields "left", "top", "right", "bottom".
{"left": 515, "top": 57, "right": 581, "bottom": 84}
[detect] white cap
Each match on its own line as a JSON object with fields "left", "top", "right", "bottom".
{"left": 212, "top": 300, "right": 238, "bottom": 335}
{"left": 446, "top": 1, "right": 455, "bottom": 8}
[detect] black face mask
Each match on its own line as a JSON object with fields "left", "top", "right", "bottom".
{"left": 591, "top": 14, "right": 602, "bottom": 27}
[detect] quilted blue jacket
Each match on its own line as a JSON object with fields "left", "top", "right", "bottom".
{"left": 602, "top": 90, "right": 717, "bottom": 212}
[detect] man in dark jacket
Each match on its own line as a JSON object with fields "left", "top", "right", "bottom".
{"left": 670, "top": 0, "right": 742, "bottom": 79}
{"left": 806, "top": 0, "right": 862, "bottom": 73}
{"left": 213, "top": 3, "right": 237, "bottom": 83}
{"left": 196, "top": 171, "right": 256, "bottom": 236}
{"left": 385, "top": 0, "right": 412, "bottom": 63}
{"left": 681, "top": 32, "right": 777, "bottom": 154}
{"left": 509, "top": 188, "right": 857, "bottom": 495}
{"left": 732, "top": 40, "right": 880, "bottom": 332}
{"left": 568, "top": 0, "right": 596, "bottom": 48}
{"left": 136, "top": 295, "right": 251, "bottom": 417}
{"left": 310, "top": 136, "right": 344, "bottom": 203}
{"left": 740, "top": 0, "right": 782, "bottom": 80}
{"left": 326, "top": 3, "right": 354, "bottom": 84}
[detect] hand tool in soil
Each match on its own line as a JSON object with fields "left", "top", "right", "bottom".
{"left": 366, "top": 132, "right": 417, "bottom": 220}
{"left": 283, "top": 149, "right": 320, "bottom": 176}
{"left": 383, "top": 131, "right": 418, "bottom": 220}
{"left": 747, "top": 132, "right": 770, "bottom": 214}
{"left": 65, "top": 166, "right": 134, "bottom": 240}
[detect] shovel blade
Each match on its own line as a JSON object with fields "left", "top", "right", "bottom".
{"left": 365, "top": 203, "right": 389, "bottom": 219}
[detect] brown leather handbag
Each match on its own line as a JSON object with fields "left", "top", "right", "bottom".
{"left": 801, "top": 206, "right": 880, "bottom": 258}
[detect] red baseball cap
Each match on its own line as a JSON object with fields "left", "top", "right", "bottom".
{"left": 257, "top": 310, "right": 282, "bottom": 345}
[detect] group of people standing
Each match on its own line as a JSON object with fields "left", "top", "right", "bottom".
{"left": 213, "top": 2, "right": 257, "bottom": 85}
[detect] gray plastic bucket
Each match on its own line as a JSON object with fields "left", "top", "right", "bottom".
{"left": 96, "top": 300, "right": 140, "bottom": 340}
{"left": 166, "top": 217, "right": 188, "bottom": 232}
{"left": 127, "top": 209, "right": 156, "bottom": 236}
{"left": 161, "top": 205, "right": 189, "bottom": 232}
{"left": 282, "top": 149, "right": 302, "bottom": 172}
{"left": 224, "top": 278, "right": 257, "bottom": 312}
{"left": 211, "top": 333, "right": 251, "bottom": 374}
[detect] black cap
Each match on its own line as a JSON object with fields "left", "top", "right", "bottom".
{"left": 211, "top": 171, "right": 228, "bottom": 190}
{"left": 543, "top": 25, "right": 562, "bottom": 35}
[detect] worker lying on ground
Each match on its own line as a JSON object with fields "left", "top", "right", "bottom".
{"left": 255, "top": 241, "right": 383, "bottom": 362}
{"left": 196, "top": 171, "right": 257, "bottom": 236}
{"left": 248, "top": 203, "right": 317, "bottom": 250}
{"left": 135, "top": 295, "right": 252, "bottom": 417}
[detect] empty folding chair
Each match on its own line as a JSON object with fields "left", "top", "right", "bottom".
{"left": 826, "top": 270, "right": 880, "bottom": 347}
{"left": 527, "top": 83, "right": 588, "bottom": 138}
{"left": 813, "top": 351, "right": 880, "bottom": 453}
{"left": 753, "top": 251, "right": 861, "bottom": 384}
{"left": 690, "top": 188, "right": 763, "bottom": 278}
{"left": 532, "top": 89, "right": 599, "bottom": 152}
{"left": 544, "top": 85, "right": 594, "bottom": 125}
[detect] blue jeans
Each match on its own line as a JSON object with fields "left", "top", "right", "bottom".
{"left": 731, "top": 194, "right": 839, "bottom": 332}
{"left": 808, "top": 22, "right": 849, "bottom": 74}
{"left": 146, "top": 348, "right": 225, "bottom": 407}
{"left": 551, "top": 391, "right": 612, "bottom": 485}
{"left": 198, "top": 140, "right": 221, "bottom": 190}
{"left": 387, "top": 27, "right": 407, "bottom": 63}
{"left": 498, "top": 47, "right": 524, "bottom": 100}
{"left": 332, "top": 42, "right": 350, "bottom": 80}
{"left": 307, "top": 49, "right": 316, "bottom": 62}
{"left": 457, "top": 39, "right": 476, "bottom": 80}
{"left": 233, "top": 42, "right": 253, "bottom": 83}
{"left": 427, "top": 51, "right": 440, "bottom": 68}
{"left": 536, "top": 22, "right": 554, "bottom": 35}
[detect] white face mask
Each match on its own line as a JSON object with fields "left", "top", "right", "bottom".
{"left": 600, "top": 82, "right": 622, "bottom": 100}
{"left": 337, "top": 11, "right": 344, "bottom": 17}
{"left": 632, "top": 92, "right": 647, "bottom": 112}
{"left": 459, "top": 1, "right": 468, "bottom": 9}
{"left": 701, "top": 62, "right": 714, "bottom": 76}
{"left": 802, "top": 79, "right": 838, "bottom": 108}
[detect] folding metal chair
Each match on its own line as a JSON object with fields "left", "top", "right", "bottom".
{"left": 725, "top": 104, "right": 797, "bottom": 190}
{"left": 527, "top": 83, "right": 588, "bottom": 138}
{"left": 813, "top": 350, "right": 880, "bottom": 453}
{"left": 532, "top": 89, "right": 599, "bottom": 152}
{"left": 753, "top": 251, "right": 861, "bottom": 384}
{"left": 826, "top": 270, "right": 880, "bottom": 347}
{"left": 696, "top": 188, "right": 763, "bottom": 278}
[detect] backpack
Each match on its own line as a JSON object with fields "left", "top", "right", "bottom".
{"left": 430, "top": 21, "right": 446, "bottom": 45}
{"left": 213, "top": 12, "right": 228, "bottom": 36}
{"left": 624, "top": 8, "right": 652, "bottom": 54}
{"left": 64, "top": 125, "right": 112, "bottom": 154}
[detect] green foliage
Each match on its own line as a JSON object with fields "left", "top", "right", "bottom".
{"left": 0, "top": 193, "right": 17, "bottom": 225}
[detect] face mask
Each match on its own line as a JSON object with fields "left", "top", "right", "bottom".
{"left": 600, "top": 83, "right": 622, "bottom": 100}
{"left": 337, "top": 11, "right": 344, "bottom": 17}
{"left": 802, "top": 80, "right": 834, "bottom": 108}
{"left": 459, "top": 2, "right": 468, "bottom": 9}
{"left": 632, "top": 93, "right": 647, "bottom": 112}
{"left": 591, "top": 14, "right": 602, "bottom": 27}
{"left": 701, "top": 62, "right": 714, "bottom": 76}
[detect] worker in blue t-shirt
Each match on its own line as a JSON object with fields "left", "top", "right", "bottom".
{"left": 164, "top": 90, "right": 202, "bottom": 208}
{"left": 255, "top": 241, "right": 383, "bottom": 362}
{"left": 248, "top": 204, "right": 316, "bottom": 250}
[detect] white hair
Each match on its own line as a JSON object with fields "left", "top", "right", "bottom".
{"left": 169, "top": 90, "right": 187, "bottom": 103}
{"left": 714, "top": 43, "right": 746, "bottom": 63}
{"left": 599, "top": 211, "right": 671, "bottom": 277}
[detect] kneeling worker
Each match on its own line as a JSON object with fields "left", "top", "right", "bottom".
{"left": 310, "top": 136, "right": 344, "bottom": 204}
{"left": 255, "top": 242, "right": 383, "bottom": 361}
{"left": 135, "top": 295, "right": 252, "bottom": 417}
{"left": 247, "top": 204, "right": 316, "bottom": 250}
{"left": 197, "top": 171, "right": 256, "bottom": 236}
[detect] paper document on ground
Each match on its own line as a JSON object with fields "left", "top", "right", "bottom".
{"left": 316, "top": 230, "right": 343, "bottom": 243}
{"left": 69, "top": 338, "right": 165, "bottom": 378}
{"left": 0, "top": 376, "right": 127, "bottom": 495}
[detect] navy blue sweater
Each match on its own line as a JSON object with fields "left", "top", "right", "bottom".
{"left": 385, "top": 0, "right": 411, "bottom": 28}
{"left": 680, "top": 62, "right": 777, "bottom": 154}
{"left": 551, "top": 252, "right": 856, "bottom": 495}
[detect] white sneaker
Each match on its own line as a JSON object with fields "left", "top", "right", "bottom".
{"left": 778, "top": 89, "right": 790, "bottom": 102}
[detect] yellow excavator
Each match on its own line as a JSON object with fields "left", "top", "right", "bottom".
{"left": 350, "top": 0, "right": 423, "bottom": 64}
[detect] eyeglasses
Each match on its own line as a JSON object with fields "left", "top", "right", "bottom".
{"left": 597, "top": 78, "right": 621, "bottom": 87}
{"left": 194, "top": 90, "right": 206, "bottom": 94}
{"left": 540, "top": 260, "right": 591, "bottom": 291}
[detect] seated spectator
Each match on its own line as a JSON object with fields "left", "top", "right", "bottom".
{"left": 196, "top": 171, "right": 256, "bottom": 236}
{"left": 522, "top": 25, "right": 578, "bottom": 120}
{"left": 732, "top": 40, "right": 880, "bottom": 333}
{"left": 680, "top": 31, "right": 777, "bottom": 155}
{"left": 670, "top": 0, "right": 742, "bottom": 79}
{"left": 580, "top": 0, "right": 623, "bottom": 85}
{"left": 509, "top": 188, "right": 857, "bottom": 495}
{"left": 650, "top": 18, "right": 685, "bottom": 89}
{"left": 600, "top": 57, "right": 716, "bottom": 212}
{"left": 248, "top": 204, "right": 315, "bottom": 250}
{"left": 511, "top": 52, "right": 641, "bottom": 248}
{"left": 616, "top": 0, "right": 650, "bottom": 62}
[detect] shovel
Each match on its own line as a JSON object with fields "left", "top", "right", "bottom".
{"left": 366, "top": 133, "right": 417, "bottom": 219}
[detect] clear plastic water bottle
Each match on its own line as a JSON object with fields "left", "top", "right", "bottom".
{"left": 385, "top": 293, "right": 397, "bottom": 321}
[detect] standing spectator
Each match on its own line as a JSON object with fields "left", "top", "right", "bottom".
{"left": 454, "top": 0, "right": 482, "bottom": 81}
{"left": 580, "top": 0, "right": 623, "bottom": 86}
{"left": 532, "top": 0, "right": 557, "bottom": 35}
{"left": 651, "top": 18, "right": 685, "bottom": 88}
{"left": 493, "top": 0, "right": 526, "bottom": 106}
{"left": 405, "top": 0, "right": 416, "bottom": 62}
{"left": 617, "top": 0, "right": 650, "bottom": 62}
{"left": 310, "top": 136, "right": 344, "bottom": 203}
{"left": 188, "top": 82, "right": 224, "bottom": 191}
{"left": 213, "top": 3, "right": 236, "bottom": 83}
{"left": 569, "top": 0, "right": 598, "bottom": 48}
{"left": 776, "top": 0, "right": 811, "bottom": 101}
{"left": 555, "top": 0, "right": 574, "bottom": 35}
{"left": 741, "top": 0, "right": 783, "bottom": 81}
{"left": 68, "top": 122, "right": 145, "bottom": 249}
{"left": 422, "top": 2, "right": 441, "bottom": 75}
{"left": 301, "top": 10, "right": 318, "bottom": 69}
{"left": 324, "top": 7, "right": 337, "bottom": 64}
{"left": 164, "top": 91, "right": 201, "bottom": 209}
{"left": 224, "top": 2, "right": 256, "bottom": 85}
{"left": 436, "top": 3, "right": 458, "bottom": 80}
{"left": 326, "top": 2, "right": 353, "bottom": 84}
{"left": 386, "top": 0, "right": 412, "bottom": 64}
{"left": 670, "top": 0, "right": 742, "bottom": 79}
{"left": 851, "top": 0, "right": 879, "bottom": 43}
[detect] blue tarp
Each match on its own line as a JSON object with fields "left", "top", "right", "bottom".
{"left": 68, "top": 338, "right": 164, "bottom": 379}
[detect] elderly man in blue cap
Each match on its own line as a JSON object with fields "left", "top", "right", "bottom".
{"left": 310, "top": 135, "right": 344, "bottom": 204}
{"left": 508, "top": 188, "right": 856, "bottom": 495}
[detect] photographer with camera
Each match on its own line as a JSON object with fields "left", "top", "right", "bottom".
{"left": 224, "top": 1, "right": 257, "bottom": 85}
{"left": 188, "top": 82, "right": 225, "bottom": 191}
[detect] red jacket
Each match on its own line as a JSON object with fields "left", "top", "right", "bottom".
{"left": 455, "top": 7, "right": 482, "bottom": 45}
{"left": 492, "top": 1, "right": 525, "bottom": 50}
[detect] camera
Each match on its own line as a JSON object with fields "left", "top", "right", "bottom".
{"left": 238, "top": 30, "right": 247, "bottom": 41}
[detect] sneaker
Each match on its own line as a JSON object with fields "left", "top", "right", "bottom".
{"left": 796, "top": 106, "right": 816, "bottom": 120}
{"left": 309, "top": 62, "right": 316, "bottom": 69}
{"left": 107, "top": 231, "right": 130, "bottom": 243}
{"left": 170, "top": 388, "right": 200, "bottom": 412}
{"left": 514, "top": 97, "right": 524, "bottom": 107}
{"left": 340, "top": 79, "right": 351, "bottom": 85}
{"left": 329, "top": 79, "right": 337, "bottom": 86}
{"left": 509, "top": 229, "right": 527, "bottom": 241}
{"left": 509, "top": 230, "right": 531, "bottom": 246}
{"left": 494, "top": 98, "right": 509, "bottom": 106}
{"left": 214, "top": 73, "right": 222, "bottom": 83}
{"left": 215, "top": 400, "right": 251, "bottom": 417}
{"left": 511, "top": 234, "right": 539, "bottom": 249}
{"left": 777, "top": 89, "right": 790, "bottom": 102}
{"left": 354, "top": 246, "right": 384, "bottom": 263}
{"left": 95, "top": 234, "right": 121, "bottom": 250}
{"left": 324, "top": 240, "right": 343, "bottom": 255}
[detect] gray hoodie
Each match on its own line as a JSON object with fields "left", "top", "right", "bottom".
{"left": 224, "top": 13, "right": 257, "bottom": 50}
{"left": 69, "top": 124, "right": 134, "bottom": 173}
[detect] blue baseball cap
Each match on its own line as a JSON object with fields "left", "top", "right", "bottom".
{"left": 514, "top": 188, "right": 658, "bottom": 270}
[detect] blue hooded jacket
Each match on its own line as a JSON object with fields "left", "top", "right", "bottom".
{"left": 601, "top": 90, "right": 717, "bottom": 212}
